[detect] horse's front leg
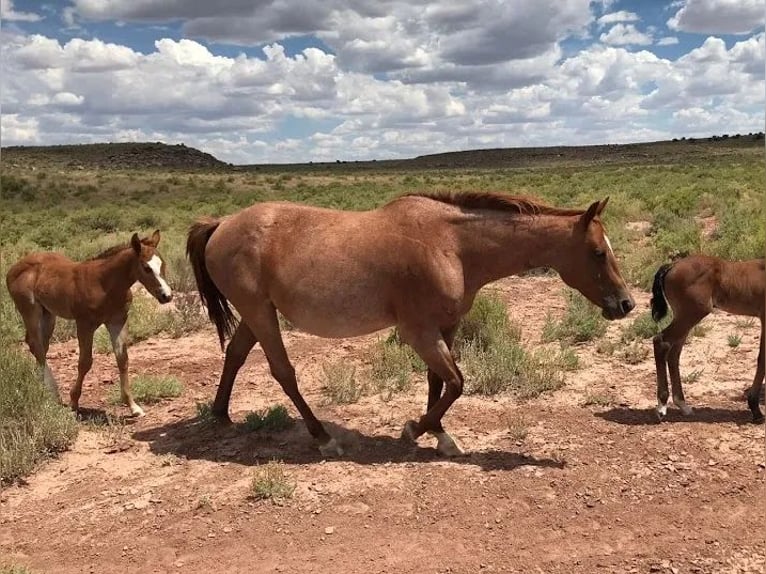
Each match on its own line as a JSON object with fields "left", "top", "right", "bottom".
{"left": 746, "top": 319, "right": 765, "bottom": 424}
{"left": 400, "top": 327, "right": 465, "bottom": 457}
{"left": 106, "top": 316, "right": 144, "bottom": 417}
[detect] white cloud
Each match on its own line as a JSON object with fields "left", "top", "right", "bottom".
{"left": 1, "top": 0, "right": 42, "bottom": 22}
{"left": 668, "top": 0, "right": 765, "bottom": 34}
{"left": 657, "top": 37, "right": 680, "bottom": 46}
{"left": 600, "top": 24, "right": 653, "bottom": 46}
{"left": 2, "top": 7, "right": 764, "bottom": 163}
{"left": 597, "top": 11, "right": 640, "bottom": 26}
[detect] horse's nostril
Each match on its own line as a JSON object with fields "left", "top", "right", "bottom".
{"left": 620, "top": 298, "right": 635, "bottom": 314}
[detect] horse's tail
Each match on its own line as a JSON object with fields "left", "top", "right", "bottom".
{"left": 186, "top": 217, "right": 238, "bottom": 350}
{"left": 650, "top": 263, "right": 673, "bottom": 322}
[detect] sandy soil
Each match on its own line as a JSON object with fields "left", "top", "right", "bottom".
{"left": 2, "top": 277, "right": 764, "bottom": 574}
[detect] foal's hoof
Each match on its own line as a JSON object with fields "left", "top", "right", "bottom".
{"left": 434, "top": 432, "right": 465, "bottom": 457}
{"left": 130, "top": 406, "right": 146, "bottom": 418}
{"left": 318, "top": 437, "right": 344, "bottom": 458}
{"left": 400, "top": 420, "right": 419, "bottom": 443}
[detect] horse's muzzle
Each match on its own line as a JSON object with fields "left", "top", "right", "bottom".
{"left": 602, "top": 296, "right": 635, "bottom": 320}
{"left": 158, "top": 292, "right": 173, "bottom": 304}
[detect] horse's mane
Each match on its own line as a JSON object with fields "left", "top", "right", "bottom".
{"left": 87, "top": 244, "right": 130, "bottom": 261}
{"left": 402, "top": 191, "right": 585, "bottom": 217}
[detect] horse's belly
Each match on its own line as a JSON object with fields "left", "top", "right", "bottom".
{"left": 276, "top": 295, "right": 395, "bottom": 339}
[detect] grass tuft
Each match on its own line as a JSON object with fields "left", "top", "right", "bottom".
{"left": 107, "top": 374, "right": 183, "bottom": 405}
{"left": 244, "top": 405, "right": 293, "bottom": 432}
{"left": 542, "top": 291, "right": 607, "bottom": 344}
{"left": 249, "top": 460, "right": 296, "bottom": 502}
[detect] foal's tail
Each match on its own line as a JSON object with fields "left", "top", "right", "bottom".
{"left": 650, "top": 263, "right": 673, "bottom": 322}
{"left": 186, "top": 217, "right": 238, "bottom": 349}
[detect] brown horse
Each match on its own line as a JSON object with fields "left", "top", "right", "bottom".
{"left": 651, "top": 255, "right": 765, "bottom": 423}
{"left": 187, "top": 192, "right": 635, "bottom": 457}
{"left": 6, "top": 231, "right": 173, "bottom": 416}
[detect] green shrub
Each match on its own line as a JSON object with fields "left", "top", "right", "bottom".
{"left": 542, "top": 291, "right": 607, "bottom": 344}
{"left": 107, "top": 374, "right": 183, "bottom": 405}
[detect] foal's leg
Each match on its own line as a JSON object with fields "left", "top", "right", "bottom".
{"left": 20, "top": 304, "right": 61, "bottom": 402}
{"left": 211, "top": 322, "right": 257, "bottom": 423}
{"left": 668, "top": 338, "right": 693, "bottom": 416}
{"left": 654, "top": 320, "right": 694, "bottom": 420}
{"left": 70, "top": 321, "right": 96, "bottom": 412}
{"left": 242, "top": 303, "right": 339, "bottom": 456}
{"left": 107, "top": 316, "right": 144, "bottom": 417}
{"left": 745, "top": 319, "right": 765, "bottom": 424}
{"left": 400, "top": 330, "right": 465, "bottom": 457}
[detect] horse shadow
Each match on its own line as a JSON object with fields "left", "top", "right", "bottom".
{"left": 595, "top": 405, "right": 756, "bottom": 426}
{"left": 131, "top": 415, "right": 565, "bottom": 472}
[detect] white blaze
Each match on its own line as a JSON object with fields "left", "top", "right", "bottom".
{"left": 147, "top": 255, "right": 172, "bottom": 298}
{"left": 604, "top": 234, "right": 614, "bottom": 256}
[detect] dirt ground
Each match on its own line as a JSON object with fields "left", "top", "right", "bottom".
{"left": 2, "top": 277, "right": 764, "bottom": 574}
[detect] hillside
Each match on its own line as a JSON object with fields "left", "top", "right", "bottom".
{"left": 2, "top": 142, "right": 228, "bottom": 170}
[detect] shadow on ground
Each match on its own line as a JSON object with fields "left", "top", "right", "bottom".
{"left": 132, "top": 415, "right": 565, "bottom": 472}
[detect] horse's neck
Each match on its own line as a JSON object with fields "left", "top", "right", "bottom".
{"left": 93, "top": 249, "right": 137, "bottom": 295}
{"left": 456, "top": 213, "right": 576, "bottom": 291}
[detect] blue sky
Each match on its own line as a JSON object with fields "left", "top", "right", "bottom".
{"left": 2, "top": 0, "right": 764, "bottom": 163}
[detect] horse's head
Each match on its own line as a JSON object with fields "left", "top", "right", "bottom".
{"left": 131, "top": 230, "right": 173, "bottom": 304}
{"left": 557, "top": 198, "right": 634, "bottom": 320}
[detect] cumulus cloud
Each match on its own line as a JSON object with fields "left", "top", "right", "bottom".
{"left": 2, "top": 3, "right": 764, "bottom": 163}
{"left": 597, "top": 11, "right": 640, "bottom": 26}
{"left": 600, "top": 24, "right": 653, "bottom": 46}
{"left": 657, "top": 37, "right": 680, "bottom": 46}
{"left": 668, "top": 0, "right": 765, "bottom": 34}
{"left": 1, "top": 0, "right": 42, "bottom": 22}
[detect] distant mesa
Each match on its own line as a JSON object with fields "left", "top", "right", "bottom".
{"left": 2, "top": 142, "right": 227, "bottom": 170}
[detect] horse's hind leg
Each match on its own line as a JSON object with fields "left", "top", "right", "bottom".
{"left": 15, "top": 297, "right": 60, "bottom": 402}
{"left": 211, "top": 322, "right": 257, "bottom": 423}
{"left": 241, "top": 302, "right": 338, "bottom": 456}
{"left": 39, "top": 309, "right": 59, "bottom": 399}
{"left": 668, "top": 339, "right": 693, "bottom": 416}
{"left": 70, "top": 321, "right": 96, "bottom": 413}
{"left": 746, "top": 319, "right": 765, "bottom": 424}
{"left": 106, "top": 316, "right": 144, "bottom": 417}
{"left": 654, "top": 316, "right": 700, "bottom": 419}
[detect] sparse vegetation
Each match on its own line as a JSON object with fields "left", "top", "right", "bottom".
{"left": 195, "top": 401, "right": 216, "bottom": 424}
{"left": 369, "top": 330, "right": 426, "bottom": 399}
{"left": 542, "top": 291, "right": 607, "bottom": 344}
{"left": 106, "top": 374, "right": 183, "bottom": 405}
{"left": 249, "top": 460, "right": 296, "bottom": 502}
{"left": 583, "top": 392, "right": 615, "bottom": 407}
{"left": 320, "top": 361, "right": 364, "bottom": 404}
{"left": 621, "top": 311, "right": 670, "bottom": 342}
{"left": 727, "top": 334, "right": 742, "bottom": 348}
{"left": 244, "top": 405, "right": 293, "bottom": 432}
{"left": 618, "top": 341, "right": 650, "bottom": 365}
{"left": 681, "top": 369, "right": 704, "bottom": 384}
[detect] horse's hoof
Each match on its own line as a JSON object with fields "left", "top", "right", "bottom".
{"left": 400, "top": 420, "right": 419, "bottom": 442}
{"left": 318, "top": 437, "right": 344, "bottom": 457}
{"left": 130, "top": 406, "right": 146, "bottom": 417}
{"left": 655, "top": 403, "right": 668, "bottom": 422}
{"left": 675, "top": 401, "right": 693, "bottom": 416}
{"left": 435, "top": 432, "right": 465, "bottom": 457}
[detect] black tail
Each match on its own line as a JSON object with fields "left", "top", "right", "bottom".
{"left": 186, "top": 217, "right": 238, "bottom": 349}
{"left": 650, "top": 263, "right": 672, "bottom": 322}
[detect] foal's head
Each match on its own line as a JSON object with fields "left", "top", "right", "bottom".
{"left": 557, "top": 198, "right": 634, "bottom": 320}
{"left": 130, "top": 230, "right": 173, "bottom": 304}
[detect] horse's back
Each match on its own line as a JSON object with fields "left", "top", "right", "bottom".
{"left": 204, "top": 199, "right": 464, "bottom": 337}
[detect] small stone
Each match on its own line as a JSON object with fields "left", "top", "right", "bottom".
{"left": 223, "top": 527, "right": 232, "bottom": 533}
{"left": 324, "top": 526, "right": 335, "bottom": 535}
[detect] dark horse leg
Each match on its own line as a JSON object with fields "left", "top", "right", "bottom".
{"left": 211, "top": 322, "right": 257, "bottom": 423}
{"left": 400, "top": 326, "right": 466, "bottom": 457}
{"left": 425, "top": 324, "right": 458, "bottom": 434}
{"left": 654, "top": 316, "right": 703, "bottom": 420}
{"left": 746, "top": 318, "right": 765, "bottom": 424}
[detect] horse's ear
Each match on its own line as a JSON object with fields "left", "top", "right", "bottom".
{"left": 597, "top": 196, "right": 609, "bottom": 215}
{"left": 580, "top": 200, "right": 601, "bottom": 227}
{"left": 130, "top": 233, "right": 141, "bottom": 253}
{"left": 151, "top": 229, "right": 161, "bottom": 246}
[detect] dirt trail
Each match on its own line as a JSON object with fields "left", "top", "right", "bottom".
{"left": 2, "top": 277, "right": 764, "bottom": 574}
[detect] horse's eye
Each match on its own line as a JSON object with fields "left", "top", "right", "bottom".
{"left": 142, "top": 264, "right": 151, "bottom": 272}
{"left": 594, "top": 249, "right": 606, "bottom": 258}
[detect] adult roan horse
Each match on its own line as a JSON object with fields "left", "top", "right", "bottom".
{"left": 187, "top": 191, "right": 635, "bottom": 457}
{"left": 6, "top": 231, "right": 173, "bottom": 416}
{"left": 651, "top": 255, "right": 765, "bottom": 423}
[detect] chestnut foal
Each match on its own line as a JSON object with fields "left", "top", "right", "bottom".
{"left": 6, "top": 231, "right": 173, "bottom": 416}
{"left": 651, "top": 255, "right": 765, "bottom": 423}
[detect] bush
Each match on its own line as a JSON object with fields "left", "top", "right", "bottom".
{"left": 320, "top": 361, "right": 363, "bottom": 404}
{"left": 369, "top": 331, "right": 426, "bottom": 399}
{"left": 542, "top": 291, "right": 607, "bottom": 344}
{"left": 0, "top": 345, "right": 78, "bottom": 484}
{"left": 249, "top": 460, "right": 296, "bottom": 502}
{"left": 454, "top": 292, "right": 518, "bottom": 355}
{"left": 244, "top": 405, "right": 293, "bottom": 432}
{"left": 106, "top": 374, "right": 183, "bottom": 405}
